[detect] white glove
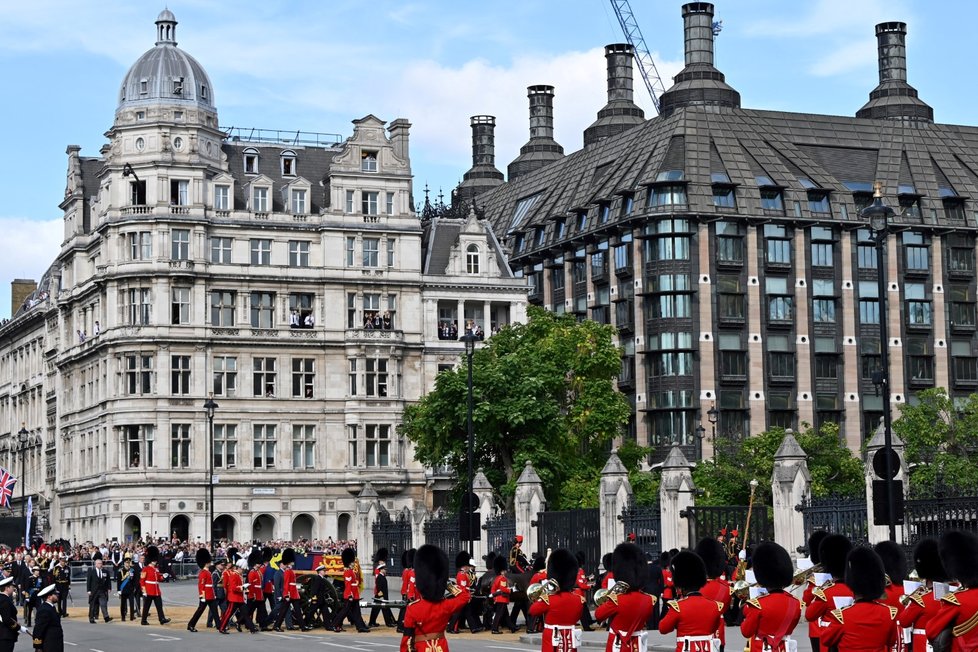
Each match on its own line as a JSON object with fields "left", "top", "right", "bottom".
{"left": 738, "top": 550, "right": 747, "bottom": 561}
{"left": 19, "top": 626, "right": 27, "bottom": 634}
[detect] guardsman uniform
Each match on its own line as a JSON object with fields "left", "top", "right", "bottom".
{"left": 0, "top": 576, "right": 22, "bottom": 652}
{"left": 247, "top": 554, "right": 267, "bottom": 627}
{"left": 874, "top": 541, "right": 908, "bottom": 652}
{"left": 186, "top": 548, "right": 216, "bottom": 632}
{"left": 139, "top": 546, "right": 170, "bottom": 625}
{"left": 329, "top": 548, "right": 367, "bottom": 632}
{"left": 32, "top": 584, "right": 62, "bottom": 652}
{"left": 658, "top": 551, "right": 722, "bottom": 652}
{"left": 695, "top": 537, "right": 732, "bottom": 650}
{"left": 448, "top": 551, "right": 481, "bottom": 634}
{"left": 924, "top": 531, "right": 978, "bottom": 652}
{"left": 51, "top": 560, "right": 70, "bottom": 617}
{"left": 397, "top": 548, "right": 416, "bottom": 632}
{"left": 821, "top": 545, "right": 898, "bottom": 652}
{"left": 272, "top": 548, "right": 308, "bottom": 631}
{"left": 595, "top": 544, "right": 657, "bottom": 652}
{"left": 529, "top": 549, "right": 584, "bottom": 652}
{"left": 575, "top": 554, "right": 595, "bottom": 630}
{"left": 802, "top": 531, "right": 830, "bottom": 652}
{"left": 400, "top": 544, "right": 471, "bottom": 652}
{"left": 804, "top": 534, "right": 853, "bottom": 650}
{"left": 218, "top": 562, "right": 257, "bottom": 634}
{"left": 741, "top": 592, "right": 803, "bottom": 652}
{"left": 491, "top": 555, "right": 516, "bottom": 633}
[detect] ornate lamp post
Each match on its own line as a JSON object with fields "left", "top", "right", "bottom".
{"left": 694, "top": 424, "right": 706, "bottom": 462}
{"left": 461, "top": 332, "right": 478, "bottom": 555}
{"left": 203, "top": 396, "right": 218, "bottom": 549}
{"left": 17, "top": 425, "right": 28, "bottom": 520}
{"left": 707, "top": 404, "right": 719, "bottom": 462}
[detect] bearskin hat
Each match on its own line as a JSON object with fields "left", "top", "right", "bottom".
{"left": 845, "top": 547, "right": 886, "bottom": 600}
{"left": 670, "top": 550, "right": 707, "bottom": 593}
{"left": 874, "top": 540, "right": 906, "bottom": 585}
{"left": 807, "top": 530, "right": 829, "bottom": 565}
{"left": 532, "top": 554, "right": 546, "bottom": 573}
{"left": 145, "top": 545, "right": 159, "bottom": 565}
{"left": 226, "top": 547, "right": 238, "bottom": 564}
{"left": 547, "top": 548, "right": 579, "bottom": 592}
{"left": 373, "top": 547, "right": 389, "bottom": 565}
{"left": 493, "top": 554, "right": 508, "bottom": 575}
{"left": 196, "top": 548, "right": 212, "bottom": 570}
{"left": 404, "top": 548, "right": 416, "bottom": 569}
{"left": 940, "top": 530, "right": 978, "bottom": 588}
{"left": 281, "top": 547, "right": 296, "bottom": 566}
{"left": 752, "top": 542, "right": 793, "bottom": 590}
{"left": 247, "top": 549, "right": 262, "bottom": 568}
{"left": 913, "top": 538, "right": 948, "bottom": 583}
{"left": 341, "top": 548, "right": 356, "bottom": 568}
{"left": 455, "top": 551, "right": 472, "bottom": 569}
{"left": 575, "top": 551, "right": 586, "bottom": 567}
{"left": 414, "top": 544, "right": 449, "bottom": 602}
{"left": 694, "top": 537, "right": 728, "bottom": 579}
{"left": 484, "top": 551, "right": 497, "bottom": 571}
{"left": 819, "top": 534, "right": 852, "bottom": 580}
{"left": 262, "top": 547, "right": 274, "bottom": 563}
{"left": 612, "top": 543, "right": 648, "bottom": 590}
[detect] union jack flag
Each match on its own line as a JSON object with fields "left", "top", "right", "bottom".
{"left": 0, "top": 468, "right": 16, "bottom": 509}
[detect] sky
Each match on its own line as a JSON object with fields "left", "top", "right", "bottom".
{"left": 0, "top": 0, "right": 975, "bottom": 318}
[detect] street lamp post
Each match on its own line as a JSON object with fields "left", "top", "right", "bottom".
{"left": 862, "top": 182, "right": 897, "bottom": 543}
{"left": 203, "top": 396, "right": 218, "bottom": 550}
{"left": 694, "top": 424, "right": 706, "bottom": 462}
{"left": 17, "top": 425, "right": 28, "bottom": 521}
{"left": 461, "top": 332, "right": 477, "bottom": 556}
{"left": 707, "top": 404, "right": 719, "bottom": 463}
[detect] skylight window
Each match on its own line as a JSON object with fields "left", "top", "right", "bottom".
{"left": 842, "top": 181, "right": 873, "bottom": 192}
{"left": 755, "top": 175, "right": 776, "bottom": 187}
{"left": 656, "top": 170, "right": 685, "bottom": 182}
{"left": 798, "top": 177, "right": 818, "bottom": 189}
{"left": 898, "top": 183, "right": 917, "bottom": 195}
{"left": 711, "top": 172, "right": 731, "bottom": 184}
{"left": 508, "top": 192, "right": 542, "bottom": 233}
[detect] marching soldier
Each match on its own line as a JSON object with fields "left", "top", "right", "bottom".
{"left": 218, "top": 559, "right": 257, "bottom": 634}
{"left": 246, "top": 551, "right": 268, "bottom": 628}
{"left": 574, "top": 552, "right": 595, "bottom": 631}
{"left": 658, "top": 550, "right": 723, "bottom": 652}
{"left": 271, "top": 548, "right": 309, "bottom": 632}
{"left": 0, "top": 576, "right": 23, "bottom": 652}
{"left": 898, "top": 538, "right": 948, "bottom": 652}
{"left": 491, "top": 555, "right": 516, "bottom": 633}
{"left": 369, "top": 548, "right": 396, "bottom": 628}
{"left": 740, "top": 541, "right": 802, "bottom": 652}
{"left": 208, "top": 557, "right": 226, "bottom": 629}
{"left": 694, "top": 537, "right": 732, "bottom": 651}
{"left": 822, "top": 547, "right": 898, "bottom": 651}
{"left": 875, "top": 539, "right": 909, "bottom": 652}
{"left": 186, "top": 548, "right": 216, "bottom": 633}
{"left": 330, "top": 548, "right": 367, "bottom": 632}
{"left": 801, "top": 530, "right": 830, "bottom": 652}
{"left": 306, "top": 563, "right": 337, "bottom": 628}
{"left": 595, "top": 543, "right": 657, "bottom": 652}
{"left": 925, "top": 530, "right": 978, "bottom": 649}
{"left": 396, "top": 548, "right": 416, "bottom": 632}
{"left": 528, "top": 548, "right": 583, "bottom": 651}
{"left": 50, "top": 557, "right": 70, "bottom": 618}
{"left": 32, "top": 584, "right": 63, "bottom": 652}
{"left": 525, "top": 555, "right": 547, "bottom": 634}
{"left": 400, "top": 544, "right": 471, "bottom": 652}
{"left": 804, "top": 534, "right": 853, "bottom": 651}
{"left": 139, "top": 545, "right": 171, "bottom": 625}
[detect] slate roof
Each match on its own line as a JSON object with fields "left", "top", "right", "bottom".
{"left": 422, "top": 215, "right": 516, "bottom": 278}
{"left": 221, "top": 142, "right": 339, "bottom": 214}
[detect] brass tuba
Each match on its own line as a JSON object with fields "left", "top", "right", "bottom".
{"left": 527, "top": 578, "right": 559, "bottom": 602}
{"left": 594, "top": 581, "right": 630, "bottom": 606}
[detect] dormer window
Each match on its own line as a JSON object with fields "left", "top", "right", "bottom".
{"left": 599, "top": 203, "right": 611, "bottom": 224}
{"left": 140, "top": 79, "right": 148, "bottom": 95}
{"left": 201, "top": 85, "right": 208, "bottom": 100}
{"left": 243, "top": 148, "right": 259, "bottom": 175}
{"left": 281, "top": 150, "right": 297, "bottom": 177}
{"left": 172, "top": 77, "right": 184, "bottom": 95}
{"left": 361, "top": 151, "right": 378, "bottom": 173}
{"left": 466, "top": 244, "right": 480, "bottom": 274}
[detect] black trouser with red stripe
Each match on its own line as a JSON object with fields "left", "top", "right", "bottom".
{"left": 188, "top": 599, "right": 218, "bottom": 630}
{"left": 219, "top": 600, "right": 254, "bottom": 632}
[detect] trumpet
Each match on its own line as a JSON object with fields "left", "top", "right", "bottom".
{"left": 733, "top": 580, "right": 756, "bottom": 599}
{"left": 527, "top": 578, "right": 559, "bottom": 602}
{"left": 791, "top": 563, "right": 823, "bottom": 586}
{"left": 446, "top": 578, "right": 463, "bottom": 597}
{"left": 594, "top": 581, "right": 630, "bottom": 606}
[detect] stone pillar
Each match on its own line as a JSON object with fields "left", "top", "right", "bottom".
{"left": 515, "top": 461, "right": 546, "bottom": 555}
{"left": 600, "top": 452, "right": 633, "bottom": 557}
{"left": 473, "top": 469, "right": 495, "bottom": 563}
{"left": 771, "top": 430, "right": 811, "bottom": 559}
{"left": 660, "top": 446, "right": 695, "bottom": 551}
{"left": 355, "top": 483, "right": 379, "bottom": 562}
{"left": 865, "top": 419, "right": 909, "bottom": 544}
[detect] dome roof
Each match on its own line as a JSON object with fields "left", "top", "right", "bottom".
{"left": 117, "top": 10, "right": 215, "bottom": 112}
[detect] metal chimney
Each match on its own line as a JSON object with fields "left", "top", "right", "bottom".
{"left": 508, "top": 85, "right": 564, "bottom": 180}
{"left": 457, "top": 115, "right": 504, "bottom": 203}
{"left": 856, "top": 22, "right": 932, "bottom": 122}
{"left": 583, "top": 44, "right": 646, "bottom": 147}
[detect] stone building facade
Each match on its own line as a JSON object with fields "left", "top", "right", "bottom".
{"left": 0, "top": 11, "right": 527, "bottom": 544}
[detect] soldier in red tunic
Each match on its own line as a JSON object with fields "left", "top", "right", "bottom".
{"left": 659, "top": 550, "right": 722, "bottom": 652}
{"left": 822, "top": 547, "right": 898, "bottom": 651}
{"left": 330, "top": 547, "right": 369, "bottom": 632}
{"left": 898, "top": 538, "right": 948, "bottom": 652}
{"left": 695, "top": 537, "right": 732, "bottom": 651}
{"left": 219, "top": 559, "right": 258, "bottom": 634}
{"left": 491, "top": 555, "right": 517, "bottom": 633}
{"left": 804, "top": 534, "right": 853, "bottom": 651}
{"left": 801, "top": 530, "right": 830, "bottom": 652}
{"left": 397, "top": 548, "right": 416, "bottom": 632}
{"left": 526, "top": 555, "right": 548, "bottom": 634}
{"left": 139, "top": 546, "right": 170, "bottom": 625}
{"left": 874, "top": 540, "right": 907, "bottom": 652}
{"left": 529, "top": 548, "right": 583, "bottom": 651}
{"left": 925, "top": 530, "right": 978, "bottom": 651}
{"left": 740, "top": 541, "right": 802, "bottom": 652}
{"left": 186, "top": 548, "right": 216, "bottom": 632}
{"left": 245, "top": 551, "right": 267, "bottom": 628}
{"left": 400, "top": 544, "right": 471, "bottom": 652}
{"left": 448, "top": 551, "right": 482, "bottom": 634}
{"left": 595, "top": 543, "right": 657, "bottom": 652}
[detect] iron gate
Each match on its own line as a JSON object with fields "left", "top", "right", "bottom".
{"left": 903, "top": 491, "right": 978, "bottom": 550}
{"left": 536, "top": 508, "right": 601, "bottom": 574}
{"left": 681, "top": 504, "right": 773, "bottom": 548}
{"left": 371, "top": 508, "right": 412, "bottom": 575}
{"left": 620, "top": 501, "right": 661, "bottom": 557}
{"left": 423, "top": 510, "right": 464, "bottom": 574}
{"left": 484, "top": 512, "right": 515, "bottom": 558}
{"left": 797, "top": 495, "right": 868, "bottom": 549}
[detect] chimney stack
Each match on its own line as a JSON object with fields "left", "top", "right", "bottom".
{"left": 508, "top": 85, "right": 565, "bottom": 181}
{"left": 11, "top": 279, "right": 37, "bottom": 316}
{"left": 457, "top": 116, "right": 504, "bottom": 204}
{"left": 388, "top": 118, "right": 411, "bottom": 162}
{"left": 583, "top": 44, "right": 646, "bottom": 147}
{"left": 658, "top": 3, "right": 740, "bottom": 116}
{"left": 856, "top": 22, "right": 932, "bottom": 122}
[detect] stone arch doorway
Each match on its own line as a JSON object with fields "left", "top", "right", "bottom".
{"left": 337, "top": 513, "right": 351, "bottom": 540}
{"left": 169, "top": 514, "right": 189, "bottom": 542}
{"left": 213, "top": 514, "right": 236, "bottom": 541}
{"left": 253, "top": 514, "right": 276, "bottom": 541}
{"left": 292, "top": 514, "right": 314, "bottom": 541}
{"left": 123, "top": 515, "right": 141, "bottom": 543}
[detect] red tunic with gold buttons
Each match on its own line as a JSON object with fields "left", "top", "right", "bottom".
{"left": 343, "top": 566, "right": 361, "bottom": 600}
{"left": 492, "top": 574, "right": 511, "bottom": 604}
{"left": 399, "top": 587, "right": 470, "bottom": 652}
{"left": 223, "top": 568, "right": 245, "bottom": 604}
{"left": 925, "top": 588, "right": 978, "bottom": 652}
{"left": 247, "top": 568, "right": 263, "bottom": 601}
{"left": 822, "top": 600, "right": 898, "bottom": 652}
{"left": 530, "top": 591, "right": 587, "bottom": 652}
{"left": 455, "top": 569, "right": 472, "bottom": 592}
{"left": 530, "top": 570, "right": 548, "bottom": 586}
{"left": 898, "top": 586, "right": 940, "bottom": 652}
{"left": 740, "top": 591, "right": 803, "bottom": 652}
{"left": 700, "top": 577, "right": 731, "bottom": 646}
{"left": 198, "top": 568, "right": 215, "bottom": 601}
{"left": 802, "top": 577, "right": 820, "bottom": 640}
{"left": 140, "top": 564, "right": 162, "bottom": 597}
{"left": 283, "top": 567, "right": 300, "bottom": 600}
{"left": 804, "top": 580, "right": 853, "bottom": 644}
{"left": 404, "top": 568, "right": 417, "bottom": 600}
{"left": 596, "top": 591, "right": 657, "bottom": 652}
{"left": 659, "top": 594, "right": 724, "bottom": 652}
{"left": 575, "top": 569, "right": 591, "bottom": 599}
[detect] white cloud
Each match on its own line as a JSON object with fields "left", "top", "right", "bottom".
{"left": 0, "top": 217, "right": 62, "bottom": 319}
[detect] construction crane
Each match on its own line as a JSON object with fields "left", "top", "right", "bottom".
{"left": 610, "top": 0, "right": 666, "bottom": 114}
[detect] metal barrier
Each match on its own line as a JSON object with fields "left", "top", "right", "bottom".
{"left": 484, "top": 512, "right": 515, "bottom": 558}
{"left": 796, "top": 495, "right": 868, "bottom": 547}
{"left": 423, "top": 511, "right": 463, "bottom": 574}
{"left": 620, "top": 500, "right": 661, "bottom": 557}
{"left": 535, "top": 508, "right": 601, "bottom": 572}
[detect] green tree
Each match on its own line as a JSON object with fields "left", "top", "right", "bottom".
{"left": 401, "top": 306, "right": 632, "bottom": 508}
{"left": 693, "top": 423, "right": 864, "bottom": 505}
{"left": 893, "top": 387, "right": 978, "bottom": 495}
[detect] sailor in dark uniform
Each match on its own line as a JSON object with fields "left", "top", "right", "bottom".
{"left": 0, "top": 576, "right": 24, "bottom": 652}
{"left": 32, "top": 583, "right": 64, "bottom": 652}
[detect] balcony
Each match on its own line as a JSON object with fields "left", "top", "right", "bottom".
{"left": 347, "top": 328, "right": 404, "bottom": 343}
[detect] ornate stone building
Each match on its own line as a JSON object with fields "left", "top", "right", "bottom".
{"left": 0, "top": 10, "right": 527, "bottom": 544}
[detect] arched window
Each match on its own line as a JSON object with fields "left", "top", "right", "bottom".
{"left": 280, "top": 150, "right": 297, "bottom": 177}
{"left": 466, "top": 244, "right": 480, "bottom": 274}
{"left": 243, "top": 148, "right": 259, "bottom": 174}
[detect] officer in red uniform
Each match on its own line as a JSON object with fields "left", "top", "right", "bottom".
{"left": 804, "top": 534, "right": 853, "bottom": 650}
{"left": 139, "top": 546, "right": 170, "bottom": 625}
{"left": 873, "top": 540, "right": 907, "bottom": 652}
{"left": 801, "top": 530, "right": 830, "bottom": 652}
{"left": 329, "top": 547, "right": 369, "bottom": 632}
{"left": 186, "top": 548, "right": 216, "bottom": 632}
{"left": 595, "top": 543, "right": 657, "bottom": 652}
{"left": 574, "top": 552, "right": 595, "bottom": 631}
{"left": 400, "top": 544, "right": 470, "bottom": 652}
{"left": 448, "top": 551, "right": 482, "bottom": 634}
{"left": 740, "top": 541, "right": 802, "bottom": 652}
{"left": 525, "top": 555, "right": 548, "bottom": 634}
{"left": 822, "top": 546, "right": 898, "bottom": 651}
{"left": 898, "top": 538, "right": 948, "bottom": 652}
{"left": 246, "top": 551, "right": 267, "bottom": 629}
{"left": 272, "top": 548, "right": 310, "bottom": 631}
{"left": 529, "top": 548, "right": 583, "bottom": 651}
{"left": 659, "top": 550, "right": 723, "bottom": 652}
{"left": 491, "top": 555, "right": 517, "bottom": 633}
{"left": 397, "top": 548, "right": 416, "bottom": 632}
{"left": 925, "top": 530, "right": 978, "bottom": 651}
{"left": 219, "top": 559, "right": 258, "bottom": 634}
{"left": 660, "top": 552, "right": 674, "bottom": 621}
{"left": 695, "top": 537, "right": 732, "bottom": 651}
